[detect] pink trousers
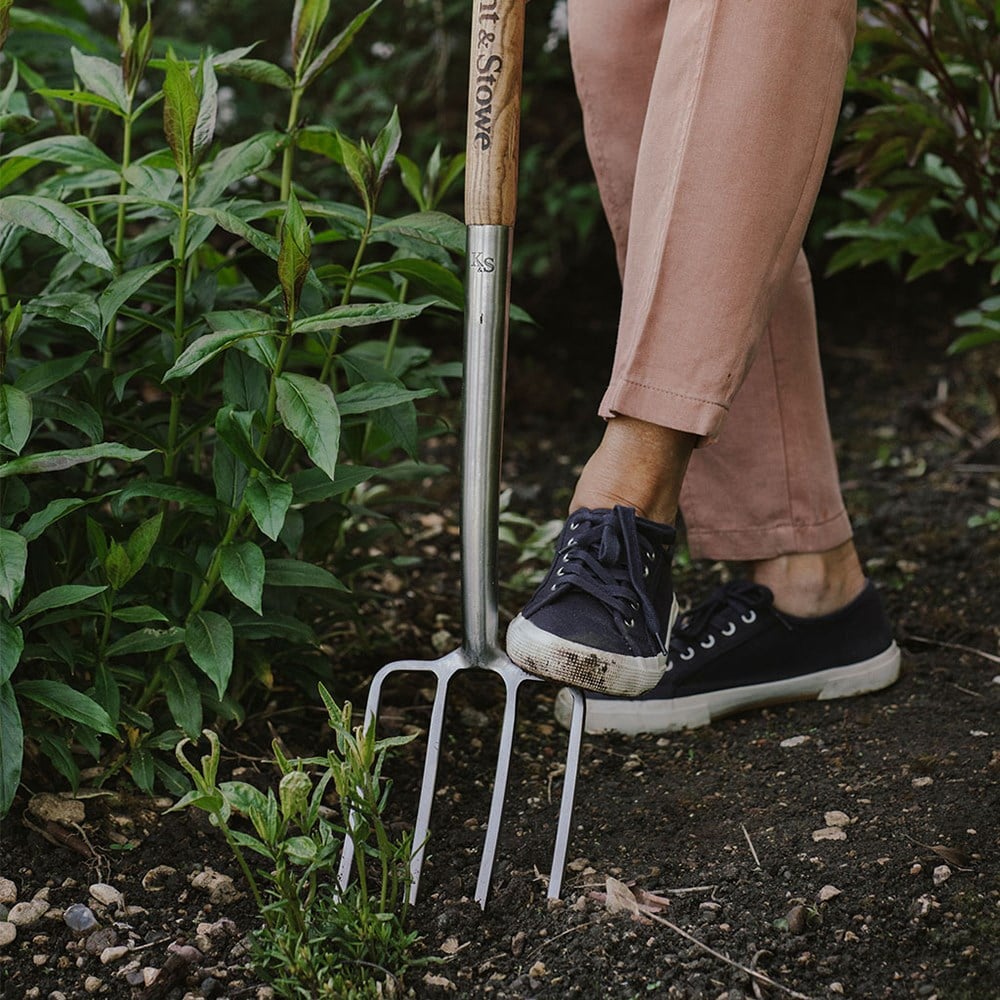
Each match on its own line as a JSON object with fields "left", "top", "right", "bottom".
{"left": 568, "top": 0, "right": 857, "bottom": 561}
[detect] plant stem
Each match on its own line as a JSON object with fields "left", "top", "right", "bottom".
{"left": 0, "top": 267, "right": 9, "bottom": 313}
{"left": 280, "top": 87, "right": 304, "bottom": 204}
{"left": 164, "top": 176, "right": 192, "bottom": 480}
{"left": 104, "top": 111, "right": 135, "bottom": 368}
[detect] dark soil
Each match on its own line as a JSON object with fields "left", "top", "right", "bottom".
{"left": 3, "top": 269, "right": 999, "bottom": 1000}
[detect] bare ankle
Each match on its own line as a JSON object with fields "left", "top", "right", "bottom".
{"left": 750, "top": 541, "right": 865, "bottom": 617}
{"left": 570, "top": 417, "right": 696, "bottom": 525}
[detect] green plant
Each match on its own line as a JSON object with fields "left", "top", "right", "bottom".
{"left": 830, "top": 0, "right": 1000, "bottom": 354}
{"left": 0, "top": 1, "right": 467, "bottom": 815}
{"left": 172, "top": 685, "right": 423, "bottom": 998}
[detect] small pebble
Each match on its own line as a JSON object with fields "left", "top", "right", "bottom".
{"left": 100, "top": 945, "right": 130, "bottom": 965}
{"left": 8, "top": 898, "right": 48, "bottom": 927}
{"left": 910, "top": 864, "right": 923, "bottom": 876}
{"left": 63, "top": 904, "right": 98, "bottom": 934}
{"left": 780, "top": 735, "right": 810, "bottom": 748}
{"left": 89, "top": 884, "right": 123, "bottom": 909}
{"left": 912, "top": 776, "right": 933, "bottom": 789}
{"left": 933, "top": 865, "right": 952, "bottom": 886}
{"left": 785, "top": 904, "right": 807, "bottom": 935}
{"left": 812, "top": 827, "right": 848, "bottom": 842}
{"left": 84, "top": 927, "right": 118, "bottom": 956}
{"left": 818, "top": 885, "right": 842, "bottom": 902}
{"left": 32, "top": 953, "right": 49, "bottom": 966}
{"left": 0, "top": 878, "right": 16, "bottom": 905}
{"left": 0, "top": 921, "right": 16, "bottom": 948}
{"left": 189, "top": 869, "right": 241, "bottom": 905}
{"left": 511, "top": 930, "right": 526, "bottom": 957}
{"left": 84, "top": 977, "right": 102, "bottom": 995}
{"left": 824, "top": 810, "right": 851, "bottom": 828}
{"left": 141, "top": 866, "right": 177, "bottom": 892}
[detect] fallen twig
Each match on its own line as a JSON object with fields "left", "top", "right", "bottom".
{"left": 907, "top": 635, "right": 1000, "bottom": 665}
{"left": 742, "top": 823, "right": 762, "bottom": 870}
{"left": 640, "top": 906, "right": 813, "bottom": 1000}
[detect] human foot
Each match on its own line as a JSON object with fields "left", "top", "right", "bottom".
{"left": 750, "top": 540, "right": 866, "bottom": 617}
{"left": 554, "top": 579, "right": 900, "bottom": 735}
{"left": 506, "top": 506, "right": 679, "bottom": 695}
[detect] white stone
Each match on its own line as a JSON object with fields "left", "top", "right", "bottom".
{"left": 0, "top": 878, "right": 16, "bottom": 905}
{"left": 189, "top": 869, "right": 242, "bottom": 905}
{"left": 932, "top": 865, "right": 952, "bottom": 886}
{"left": 84, "top": 977, "right": 103, "bottom": 994}
{"left": 818, "top": 885, "right": 842, "bottom": 902}
{"left": 824, "top": 810, "right": 851, "bottom": 828}
{"left": 8, "top": 898, "right": 48, "bottom": 927}
{"left": 100, "top": 945, "right": 130, "bottom": 965}
{"left": 0, "top": 921, "right": 16, "bottom": 948}
{"left": 780, "top": 736, "right": 810, "bottom": 748}
{"left": 812, "top": 827, "right": 848, "bottom": 842}
{"left": 88, "top": 883, "right": 123, "bottom": 908}
{"left": 912, "top": 776, "right": 933, "bottom": 788}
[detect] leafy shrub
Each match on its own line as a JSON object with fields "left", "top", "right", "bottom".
{"left": 831, "top": 0, "right": 1000, "bottom": 354}
{"left": 0, "top": 0, "right": 466, "bottom": 814}
{"left": 174, "top": 687, "right": 424, "bottom": 999}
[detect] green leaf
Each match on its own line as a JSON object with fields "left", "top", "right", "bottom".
{"left": 16, "top": 679, "right": 117, "bottom": 736}
{"left": 112, "top": 605, "right": 170, "bottom": 624}
{"left": 93, "top": 661, "right": 120, "bottom": 730}
{"left": 337, "top": 133, "right": 374, "bottom": 215}
{"left": 0, "top": 528, "right": 27, "bottom": 609}
{"left": 196, "top": 132, "right": 282, "bottom": 206}
{"left": 301, "top": 0, "right": 382, "bottom": 87}
{"left": 265, "top": 559, "right": 348, "bottom": 591}
{"left": 245, "top": 474, "right": 293, "bottom": 541}
{"left": 291, "top": 0, "right": 331, "bottom": 71}
{"left": 31, "top": 397, "right": 103, "bottom": 444}
{"left": 373, "top": 211, "right": 466, "bottom": 255}
{"left": 0, "top": 0, "right": 12, "bottom": 50}
{"left": 0, "top": 620, "right": 23, "bottom": 684}
{"left": 112, "top": 481, "right": 218, "bottom": 518}
{"left": 124, "top": 512, "right": 163, "bottom": 580}
{"left": 19, "top": 498, "right": 89, "bottom": 542}
{"left": 220, "top": 541, "right": 265, "bottom": 615}
{"left": 98, "top": 261, "right": 172, "bottom": 328}
{"left": 290, "top": 465, "right": 375, "bottom": 504}
{"left": 0, "top": 385, "right": 31, "bottom": 455}
{"left": 278, "top": 189, "right": 311, "bottom": 318}
{"left": 219, "top": 779, "right": 269, "bottom": 815}
{"left": 360, "top": 257, "right": 464, "bottom": 307}
{"left": 189, "top": 207, "right": 280, "bottom": 261}
{"left": 215, "top": 407, "right": 269, "bottom": 475}
{"left": 0, "top": 196, "right": 113, "bottom": 271}
{"left": 103, "top": 539, "right": 131, "bottom": 584}
{"left": 130, "top": 749, "right": 155, "bottom": 794}
{"left": 0, "top": 443, "right": 154, "bottom": 479}
{"left": 0, "top": 135, "right": 119, "bottom": 173}
{"left": 275, "top": 373, "right": 340, "bottom": 480}
{"left": 165, "top": 326, "right": 274, "bottom": 381}
{"left": 164, "top": 663, "right": 202, "bottom": 739}
{"left": 371, "top": 106, "right": 401, "bottom": 190}
{"left": 105, "top": 626, "right": 185, "bottom": 658}
{"left": 13, "top": 352, "right": 93, "bottom": 396}
{"left": 223, "top": 351, "right": 268, "bottom": 413}
{"left": 39, "top": 734, "right": 79, "bottom": 792}
{"left": 337, "top": 382, "right": 435, "bottom": 417}
{"left": 217, "top": 58, "right": 292, "bottom": 90}
{"left": 33, "top": 88, "right": 124, "bottom": 117}
{"left": 28, "top": 292, "right": 104, "bottom": 340}
{"left": 292, "top": 300, "right": 426, "bottom": 334}
{"left": 71, "top": 48, "right": 129, "bottom": 113}
{"left": 193, "top": 59, "right": 219, "bottom": 163}
{"left": 162, "top": 50, "right": 198, "bottom": 179}
{"left": 185, "top": 611, "right": 233, "bottom": 698}
{"left": 0, "top": 681, "right": 23, "bottom": 817}
{"left": 11, "top": 585, "right": 107, "bottom": 625}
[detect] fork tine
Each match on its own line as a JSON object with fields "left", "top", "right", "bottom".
{"left": 407, "top": 667, "right": 454, "bottom": 904}
{"left": 546, "top": 685, "right": 585, "bottom": 900}
{"left": 474, "top": 672, "right": 521, "bottom": 908}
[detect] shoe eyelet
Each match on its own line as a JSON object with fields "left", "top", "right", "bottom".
{"left": 665, "top": 661, "right": 674, "bottom": 672}
{"left": 562, "top": 553, "right": 571, "bottom": 562}
{"left": 569, "top": 521, "right": 580, "bottom": 530}
{"left": 629, "top": 601, "right": 639, "bottom": 610}
{"left": 741, "top": 610, "right": 757, "bottom": 624}
{"left": 679, "top": 647, "right": 695, "bottom": 661}
{"left": 721, "top": 621, "right": 736, "bottom": 636}
{"left": 556, "top": 568, "right": 565, "bottom": 577}
{"left": 700, "top": 635, "right": 716, "bottom": 649}
{"left": 550, "top": 583, "right": 561, "bottom": 591}
{"left": 624, "top": 618, "right": 634, "bottom": 628}
{"left": 567, "top": 538, "right": 576, "bottom": 547}
{"left": 642, "top": 566, "right": 649, "bottom": 577}
{"left": 644, "top": 550, "right": 653, "bottom": 560}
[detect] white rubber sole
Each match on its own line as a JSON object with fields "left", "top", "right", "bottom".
{"left": 553, "top": 641, "right": 902, "bottom": 735}
{"left": 506, "top": 596, "right": 680, "bottom": 697}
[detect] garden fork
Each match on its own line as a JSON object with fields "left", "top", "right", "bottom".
{"left": 338, "top": 0, "right": 586, "bottom": 910}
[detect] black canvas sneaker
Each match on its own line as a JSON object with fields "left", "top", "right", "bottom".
{"left": 553, "top": 579, "right": 901, "bottom": 735}
{"left": 506, "top": 506, "right": 679, "bottom": 696}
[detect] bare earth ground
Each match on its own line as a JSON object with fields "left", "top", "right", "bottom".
{"left": 2, "top": 272, "right": 999, "bottom": 999}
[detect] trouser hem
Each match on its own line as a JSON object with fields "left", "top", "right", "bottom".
{"left": 685, "top": 507, "right": 852, "bottom": 561}
{"left": 600, "top": 378, "right": 727, "bottom": 441}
